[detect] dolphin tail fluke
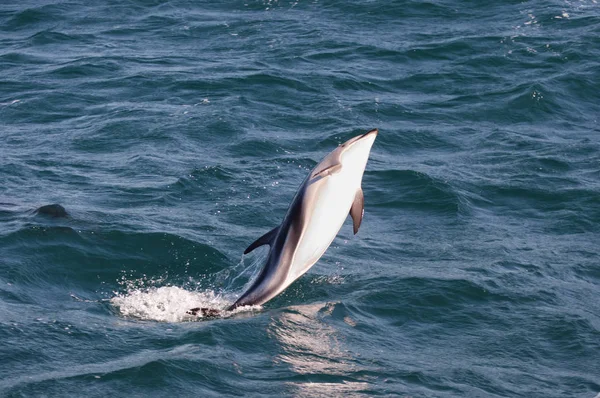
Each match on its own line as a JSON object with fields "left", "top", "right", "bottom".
{"left": 350, "top": 188, "right": 364, "bottom": 235}
{"left": 243, "top": 226, "right": 279, "bottom": 254}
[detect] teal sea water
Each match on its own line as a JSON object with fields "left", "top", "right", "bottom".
{"left": 1, "top": 0, "right": 599, "bottom": 396}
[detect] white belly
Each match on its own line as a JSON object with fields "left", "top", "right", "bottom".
{"left": 284, "top": 166, "right": 361, "bottom": 285}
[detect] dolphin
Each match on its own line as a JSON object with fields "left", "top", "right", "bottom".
{"left": 189, "top": 129, "right": 377, "bottom": 316}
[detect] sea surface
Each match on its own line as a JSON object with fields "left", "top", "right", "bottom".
{"left": 1, "top": 0, "right": 599, "bottom": 396}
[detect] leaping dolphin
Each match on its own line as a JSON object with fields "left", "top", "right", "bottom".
{"left": 189, "top": 129, "right": 378, "bottom": 316}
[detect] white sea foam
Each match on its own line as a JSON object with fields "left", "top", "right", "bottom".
{"left": 110, "top": 286, "right": 258, "bottom": 322}
{"left": 0, "top": 99, "right": 20, "bottom": 106}
{"left": 110, "top": 250, "right": 267, "bottom": 322}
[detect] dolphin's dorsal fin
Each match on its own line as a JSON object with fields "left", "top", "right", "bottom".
{"left": 350, "top": 188, "right": 364, "bottom": 235}
{"left": 244, "top": 226, "right": 279, "bottom": 254}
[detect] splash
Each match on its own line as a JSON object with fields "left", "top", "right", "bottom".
{"left": 110, "top": 249, "right": 268, "bottom": 322}
{"left": 110, "top": 286, "right": 233, "bottom": 322}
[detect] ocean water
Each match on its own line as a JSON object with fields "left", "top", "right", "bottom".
{"left": 1, "top": 0, "right": 599, "bottom": 396}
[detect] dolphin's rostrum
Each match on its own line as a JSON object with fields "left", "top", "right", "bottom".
{"left": 189, "top": 129, "right": 378, "bottom": 316}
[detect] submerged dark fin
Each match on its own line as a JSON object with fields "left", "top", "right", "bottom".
{"left": 350, "top": 188, "right": 364, "bottom": 235}
{"left": 244, "top": 226, "right": 279, "bottom": 254}
{"left": 35, "top": 204, "right": 69, "bottom": 218}
{"left": 187, "top": 307, "right": 222, "bottom": 317}
{"left": 187, "top": 307, "right": 200, "bottom": 315}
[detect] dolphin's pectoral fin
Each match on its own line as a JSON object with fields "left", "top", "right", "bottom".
{"left": 244, "top": 226, "right": 279, "bottom": 254}
{"left": 350, "top": 188, "right": 364, "bottom": 235}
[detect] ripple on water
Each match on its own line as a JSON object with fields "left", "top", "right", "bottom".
{"left": 369, "top": 169, "right": 468, "bottom": 216}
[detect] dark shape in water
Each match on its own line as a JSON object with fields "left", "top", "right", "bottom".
{"left": 35, "top": 204, "right": 69, "bottom": 218}
{"left": 187, "top": 307, "right": 221, "bottom": 317}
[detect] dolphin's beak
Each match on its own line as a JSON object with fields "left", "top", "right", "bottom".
{"left": 362, "top": 129, "right": 378, "bottom": 138}
{"left": 353, "top": 128, "right": 378, "bottom": 147}
{"left": 343, "top": 129, "right": 378, "bottom": 148}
